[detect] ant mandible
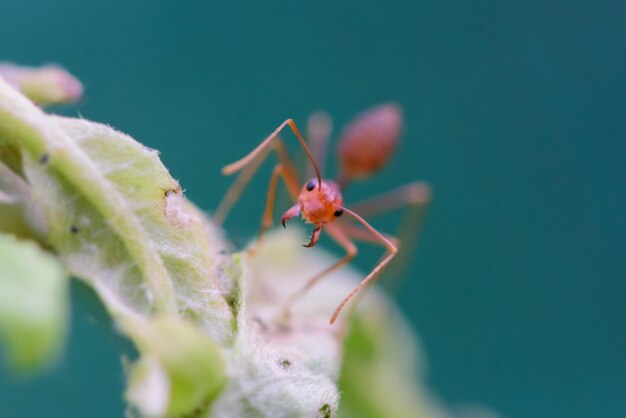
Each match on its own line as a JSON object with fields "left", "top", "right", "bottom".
{"left": 214, "top": 103, "right": 431, "bottom": 324}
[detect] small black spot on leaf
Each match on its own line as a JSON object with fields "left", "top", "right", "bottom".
{"left": 70, "top": 225, "right": 79, "bottom": 234}
{"left": 39, "top": 153, "right": 49, "bottom": 165}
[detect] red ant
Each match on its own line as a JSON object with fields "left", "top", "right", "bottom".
{"left": 215, "top": 103, "right": 431, "bottom": 324}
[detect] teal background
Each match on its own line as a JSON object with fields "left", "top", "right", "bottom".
{"left": 1, "top": 1, "right": 625, "bottom": 417}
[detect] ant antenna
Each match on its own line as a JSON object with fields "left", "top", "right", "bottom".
{"left": 288, "top": 120, "right": 322, "bottom": 189}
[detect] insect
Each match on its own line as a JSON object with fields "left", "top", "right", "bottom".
{"left": 215, "top": 103, "right": 431, "bottom": 324}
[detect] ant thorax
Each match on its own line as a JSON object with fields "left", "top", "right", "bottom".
{"left": 298, "top": 179, "right": 343, "bottom": 226}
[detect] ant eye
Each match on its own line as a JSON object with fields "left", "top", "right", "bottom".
{"left": 334, "top": 209, "right": 343, "bottom": 217}
{"left": 306, "top": 180, "right": 316, "bottom": 191}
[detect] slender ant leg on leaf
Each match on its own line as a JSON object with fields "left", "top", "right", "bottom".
{"left": 218, "top": 104, "right": 431, "bottom": 324}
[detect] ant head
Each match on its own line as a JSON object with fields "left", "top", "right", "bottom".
{"left": 280, "top": 178, "right": 344, "bottom": 247}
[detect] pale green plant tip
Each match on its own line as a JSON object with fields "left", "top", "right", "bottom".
{"left": 0, "top": 63, "right": 83, "bottom": 106}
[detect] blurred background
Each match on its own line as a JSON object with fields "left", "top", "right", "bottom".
{"left": 1, "top": 1, "right": 625, "bottom": 417}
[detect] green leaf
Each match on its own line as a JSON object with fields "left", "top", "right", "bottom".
{"left": 0, "top": 234, "right": 69, "bottom": 374}
{"left": 0, "top": 74, "right": 232, "bottom": 414}
{"left": 0, "top": 75, "right": 233, "bottom": 340}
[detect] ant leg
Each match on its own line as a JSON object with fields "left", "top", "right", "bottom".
{"left": 349, "top": 181, "right": 431, "bottom": 218}
{"left": 330, "top": 224, "right": 401, "bottom": 325}
{"left": 213, "top": 145, "right": 268, "bottom": 225}
{"left": 348, "top": 181, "right": 432, "bottom": 287}
{"left": 222, "top": 119, "right": 321, "bottom": 187}
{"left": 258, "top": 164, "right": 299, "bottom": 241}
{"left": 214, "top": 136, "right": 303, "bottom": 226}
{"left": 330, "top": 208, "right": 398, "bottom": 324}
{"left": 305, "top": 111, "right": 332, "bottom": 180}
{"left": 282, "top": 223, "right": 357, "bottom": 318}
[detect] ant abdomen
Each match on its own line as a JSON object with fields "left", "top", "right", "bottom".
{"left": 337, "top": 103, "right": 403, "bottom": 185}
